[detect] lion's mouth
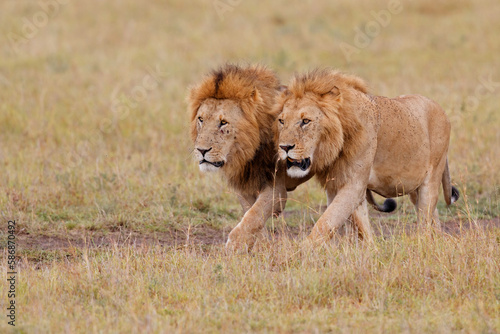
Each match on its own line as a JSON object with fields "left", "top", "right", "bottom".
{"left": 199, "top": 159, "right": 225, "bottom": 168}
{"left": 286, "top": 157, "right": 311, "bottom": 171}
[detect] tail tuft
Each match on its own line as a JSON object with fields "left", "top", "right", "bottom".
{"left": 366, "top": 189, "right": 397, "bottom": 213}
{"left": 451, "top": 186, "right": 460, "bottom": 203}
{"left": 381, "top": 198, "right": 397, "bottom": 213}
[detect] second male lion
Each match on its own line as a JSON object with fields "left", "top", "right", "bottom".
{"left": 276, "top": 69, "right": 459, "bottom": 244}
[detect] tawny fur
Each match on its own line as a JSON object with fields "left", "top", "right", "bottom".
{"left": 275, "top": 68, "right": 458, "bottom": 245}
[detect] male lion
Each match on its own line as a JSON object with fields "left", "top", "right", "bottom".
{"left": 276, "top": 69, "right": 459, "bottom": 244}
{"left": 188, "top": 64, "right": 396, "bottom": 250}
{"left": 188, "top": 64, "right": 287, "bottom": 250}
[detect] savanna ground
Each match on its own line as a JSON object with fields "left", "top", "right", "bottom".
{"left": 0, "top": 0, "right": 499, "bottom": 332}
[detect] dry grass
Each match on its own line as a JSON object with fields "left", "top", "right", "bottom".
{"left": 0, "top": 0, "right": 499, "bottom": 332}
{"left": 2, "top": 229, "right": 500, "bottom": 333}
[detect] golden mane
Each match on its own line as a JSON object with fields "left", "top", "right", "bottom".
{"left": 187, "top": 64, "right": 281, "bottom": 192}
{"left": 188, "top": 64, "right": 280, "bottom": 143}
{"left": 275, "top": 68, "right": 369, "bottom": 189}
{"left": 286, "top": 68, "right": 368, "bottom": 98}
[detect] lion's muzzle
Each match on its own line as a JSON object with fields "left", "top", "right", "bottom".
{"left": 286, "top": 157, "right": 311, "bottom": 171}
{"left": 195, "top": 146, "right": 225, "bottom": 172}
{"left": 199, "top": 159, "right": 225, "bottom": 168}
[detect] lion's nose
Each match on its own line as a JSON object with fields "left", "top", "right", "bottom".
{"left": 197, "top": 147, "right": 212, "bottom": 157}
{"left": 279, "top": 144, "right": 295, "bottom": 153}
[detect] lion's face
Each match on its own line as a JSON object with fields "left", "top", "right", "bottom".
{"left": 277, "top": 98, "right": 324, "bottom": 178}
{"left": 192, "top": 98, "right": 259, "bottom": 173}
{"left": 277, "top": 95, "right": 344, "bottom": 178}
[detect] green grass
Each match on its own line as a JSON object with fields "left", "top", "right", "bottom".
{"left": 0, "top": 0, "right": 499, "bottom": 332}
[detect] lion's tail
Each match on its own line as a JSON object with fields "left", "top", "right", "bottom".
{"left": 366, "top": 189, "right": 397, "bottom": 213}
{"left": 442, "top": 158, "right": 460, "bottom": 205}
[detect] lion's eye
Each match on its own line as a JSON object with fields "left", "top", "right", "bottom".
{"left": 278, "top": 119, "right": 284, "bottom": 125}
{"left": 220, "top": 120, "right": 228, "bottom": 126}
{"left": 302, "top": 119, "right": 311, "bottom": 125}
{"left": 198, "top": 116, "right": 203, "bottom": 123}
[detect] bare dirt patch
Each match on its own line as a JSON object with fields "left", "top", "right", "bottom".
{"left": 15, "top": 217, "right": 500, "bottom": 252}
{"left": 16, "top": 225, "right": 229, "bottom": 251}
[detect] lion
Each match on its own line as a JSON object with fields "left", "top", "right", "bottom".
{"left": 188, "top": 64, "right": 288, "bottom": 250}
{"left": 188, "top": 64, "right": 397, "bottom": 250}
{"left": 275, "top": 68, "right": 460, "bottom": 244}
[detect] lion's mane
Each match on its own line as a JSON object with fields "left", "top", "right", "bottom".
{"left": 275, "top": 69, "right": 369, "bottom": 190}
{"left": 188, "top": 64, "right": 281, "bottom": 192}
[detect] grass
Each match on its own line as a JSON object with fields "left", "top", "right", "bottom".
{"left": 3, "top": 229, "right": 500, "bottom": 333}
{"left": 0, "top": 0, "right": 499, "bottom": 332}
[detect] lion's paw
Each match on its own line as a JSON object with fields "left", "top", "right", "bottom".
{"left": 225, "top": 227, "right": 256, "bottom": 253}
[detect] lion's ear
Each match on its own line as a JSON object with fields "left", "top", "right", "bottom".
{"left": 250, "top": 87, "right": 263, "bottom": 103}
{"left": 322, "top": 86, "right": 341, "bottom": 101}
{"left": 331, "top": 86, "right": 340, "bottom": 97}
{"left": 277, "top": 85, "right": 288, "bottom": 92}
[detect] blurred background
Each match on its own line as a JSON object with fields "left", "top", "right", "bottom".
{"left": 0, "top": 0, "right": 499, "bottom": 236}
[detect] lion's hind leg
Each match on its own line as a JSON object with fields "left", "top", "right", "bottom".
{"left": 351, "top": 199, "right": 374, "bottom": 243}
{"left": 414, "top": 169, "right": 444, "bottom": 228}
{"left": 409, "top": 190, "right": 418, "bottom": 207}
{"left": 409, "top": 189, "right": 439, "bottom": 224}
{"left": 414, "top": 187, "right": 440, "bottom": 226}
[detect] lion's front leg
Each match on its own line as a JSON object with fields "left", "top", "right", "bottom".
{"left": 237, "top": 193, "right": 257, "bottom": 214}
{"left": 306, "top": 182, "right": 366, "bottom": 246}
{"left": 226, "top": 185, "right": 287, "bottom": 252}
{"left": 225, "top": 210, "right": 266, "bottom": 252}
